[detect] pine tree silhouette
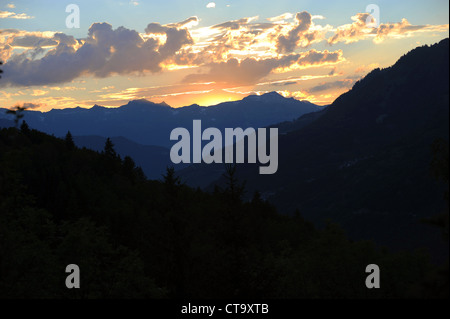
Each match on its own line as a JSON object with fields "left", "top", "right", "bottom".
{"left": 20, "top": 121, "right": 30, "bottom": 134}
{"left": 65, "top": 131, "right": 75, "bottom": 150}
{"left": 103, "top": 137, "right": 117, "bottom": 158}
{"left": 163, "top": 166, "right": 182, "bottom": 196}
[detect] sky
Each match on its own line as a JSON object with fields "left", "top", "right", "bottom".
{"left": 0, "top": 0, "right": 448, "bottom": 111}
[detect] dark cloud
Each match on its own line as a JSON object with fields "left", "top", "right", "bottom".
{"left": 328, "top": 67, "right": 337, "bottom": 76}
{"left": 183, "top": 49, "right": 343, "bottom": 85}
{"left": 8, "top": 102, "right": 41, "bottom": 109}
{"left": 272, "top": 81, "right": 298, "bottom": 87}
{"left": 166, "top": 16, "right": 199, "bottom": 28}
{"left": 276, "top": 11, "right": 321, "bottom": 53}
{"left": 1, "top": 20, "right": 194, "bottom": 87}
{"left": 307, "top": 78, "right": 355, "bottom": 93}
{"left": 21, "top": 102, "right": 41, "bottom": 109}
{"left": 213, "top": 18, "right": 255, "bottom": 30}
{"left": 145, "top": 22, "right": 194, "bottom": 57}
{"left": 10, "top": 35, "right": 58, "bottom": 47}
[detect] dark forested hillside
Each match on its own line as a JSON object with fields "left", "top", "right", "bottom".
{"left": 202, "top": 39, "right": 449, "bottom": 261}
{"left": 72, "top": 135, "right": 172, "bottom": 180}
{"left": 0, "top": 127, "right": 447, "bottom": 298}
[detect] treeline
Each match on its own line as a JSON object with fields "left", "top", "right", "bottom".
{"left": 0, "top": 126, "right": 447, "bottom": 298}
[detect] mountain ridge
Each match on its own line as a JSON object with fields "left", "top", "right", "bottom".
{"left": 0, "top": 91, "right": 324, "bottom": 148}
{"left": 179, "top": 38, "right": 449, "bottom": 260}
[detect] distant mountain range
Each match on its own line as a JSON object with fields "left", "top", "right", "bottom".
{"left": 0, "top": 92, "right": 323, "bottom": 148}
{"left": 179, "top": 38, "right": 450, "bottom": 260}
{"left": 0, "top": 92, "right": 324, "bottom": 179}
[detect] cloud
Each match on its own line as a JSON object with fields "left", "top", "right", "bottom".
{"left": 267, "top": 13, "right": 294, "bottom": 23}
{"left": 2, "top": 9, "right": 447, "bottom": 93}
{"left": 166, "top": 16, "right": 199, "bottom": 29}
{"left": 354, "top": 63, "right": 380, "bottom": 73}
{"left": 0, "top": 29, "right": 58, "bottom": 62}
{"left": 1, "top": 19, "right": 195, "bottom": 87}
{"left": 277, "top": 90, "right": 310, "bottom": 100}
{"left": 14, "top": 97, "right": 77, "bottom": 111}
{"left": 212, "top": 16, "right": 260, "bottom": 30}
{"left": 30, "top": 89, "right": 48, "bottom": 96}
{"left": 189, "top": 11, "right": 328, "bottom": 60}
{"left": 328, "top": 67, "right": 336, "bottom": 76}
{"left": 14, "top": 102, "right": 41, "bottom": 109}
{"left": 206, "top": 2, "right": 216, "bottom": 9}
{"left": 145, "top": 22, "right": 194, "bottom": 57}
{"left": 328, "top": 13, "right": 449, "bottom": 45}
{"left": 183, "top": 49, "right": 344, "bottom": 85}
{"left": 307, "top": 78, "right": 356, "bottom": 93}
{"left": 6, "top": 3, "right": 15, "bottom": 9}
{"left": 256, "top": 74, "right": 334, "bottom": 87}
{"left": 95, "top": 82, "right": 216, "bottom": 102}
{"left": 372, "top": 19, "right": 448, "bottom": 43}
{"left": 10, "top": 35, "right": 58, "bottom": 48}
{"left": 276, "top": 11, "right": 319, "bottom": 53}
{"left": 50, "top": 86, "right": 86, "bottom": 91}
{"left": 0, "top": 10, "right": 33, "bottom": 19}
{"left": 328, "top": 13, "right": 371, "bottom": 45}
{"left": 171, "top": 15, "right": 277, "bottom": 67}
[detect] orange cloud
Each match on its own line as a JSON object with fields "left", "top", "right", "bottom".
{"left": 328, "top": 13, "right": 449, "bottom": 45}
{"left": 31, "top": 89, "right": 48, "bottom": 96}
{"left": 0, "top": 10, "right": 33, "bottom": 19}
{"left": 374, "top": 19, "right": 448, "bottom": 43}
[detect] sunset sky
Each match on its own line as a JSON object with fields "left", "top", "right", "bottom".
{"left": 0, "top": 0, "right": 448, "bottom": 111}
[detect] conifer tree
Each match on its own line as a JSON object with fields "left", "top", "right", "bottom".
{"left": 20, "top": 120, "right": 30, "bottom": 134}
{"left": 65, "top": 131, "right": 75, "bottom": 149}
{"left": 103, "top": 137, "right": 117, "bottom": 158}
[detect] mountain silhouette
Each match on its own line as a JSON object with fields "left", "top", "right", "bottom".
{"left": 0, "top": 92, "right": 323, "bottom": 148}
{"left": 180, "top": 39, "right": 450, "bottom": 260}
